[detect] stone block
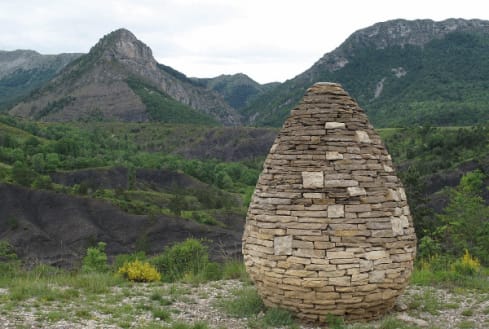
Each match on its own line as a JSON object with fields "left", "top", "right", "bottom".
{"left": 325, "top": 122, "right": 346, "bottom": 129}
{"left": 327, "top": 251, "right": 354, "bottom": 259}
{"left": 328, "top": 204, "right": 345, "bottom": 218}
{"left": 326, "top": 151, "right": 344, "bottom": 160}
{"left": 303, "top": 192, "right": 324, "bottom": 199}
{"left": 274, "top": 235, "right": 293, "bottom": 256}
{"left": 355, "top": 130, "right": 371, "bottom": 143}
{"left": 347, "top": 186, "right": 367, "bottom": 196}
{"left": 302, "top": 171, "right": 324, "bottom": 189}
{"left": 325, "top": 179, "right": 358, "bottom": 187}
{"left": 365, "top": 250, "right": 389, "bottom": 260}
{"left": 391, "top": 217, "right": 403, "bottom": 236}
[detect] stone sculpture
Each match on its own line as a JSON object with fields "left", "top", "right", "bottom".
{"left": 242, "top": 82, "right": 416, "bottom": 322}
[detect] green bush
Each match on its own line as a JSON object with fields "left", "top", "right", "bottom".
{"left": 0, "top": 240, "right": 20, "bottom": 278}
{"left": 113, "top": 251, "right": 147, "bottom": 271}
{"left": 150, "top": 238, "right": 210, "bottom": 282}
{"left": 81, "top": 242, "right": 108, "bottom": 273}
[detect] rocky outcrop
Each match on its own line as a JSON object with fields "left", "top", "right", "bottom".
{"left": 242, "top": 82, "right": 416, "bottom": 322}
{"left": 9, "top": 29, "right": 241, "bottom": 125}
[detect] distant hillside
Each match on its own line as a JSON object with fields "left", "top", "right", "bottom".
{"left": 8, "top": 29, "right": 241, "bottom": 125}
{"left": 244, "top": 19, "right": 489, "bottom": 127}
{"left": 0, "top": 50, "right": 81, "bottom": 109}
{"left": 195, "top": 73, "right": 279, "bottom": 110}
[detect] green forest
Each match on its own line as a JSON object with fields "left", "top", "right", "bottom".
{"left": 245, "top": 32, "right": 489, "bottom": 128}
{"left": 2, "top": 114, "right": 489, "bottom": 266}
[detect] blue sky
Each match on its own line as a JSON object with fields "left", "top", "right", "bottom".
{"left": 0, "top": 0, "right": 487, "bottom": 83}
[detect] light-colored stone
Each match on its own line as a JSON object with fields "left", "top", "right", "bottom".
{"left": 302, "top": 171, "right": 324, "bottom": 189}
{"left": 326, "top": 151, "right": 344, "bottom": 160}
{"left": 391, "top": 217, "right": 404, "bottom": 236}
{"left": 303, "top": 192, "right": 324, "bottom": 199}
{"left": 325, "top": 122, "right": 346, "bottom": 129}
{"left": 347, "top": 186, "right": 367, "bottom": 196}
{"left": 325, "top": 179, "right": 358, "bottom": 188}
{"left": 396, "top": 313, "right": 429, "bottom": 327}
{"left": 328, "top": 204, "right": 345, "bottom": 218}
{"left": 274, "top": 235, "right": 293, "bottom": 256}
{"left": 355, "top": 130, "right": 371, "bottom": 143}
{"left": 365, "top": 250, "right": 389, "bottom": 260}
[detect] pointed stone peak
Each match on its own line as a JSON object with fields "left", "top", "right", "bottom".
{"left": 90, "top": 28, "right": 154, "bottom": 64}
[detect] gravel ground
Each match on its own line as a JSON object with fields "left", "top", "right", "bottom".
{"left": 1, "top": 280, "right": 488, "bottom": 329}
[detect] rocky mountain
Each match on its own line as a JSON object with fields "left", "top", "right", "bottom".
{"left": 9, "top": 29, "right": 241, "bottom": 125}
{"left": 244, "top": 18, "right": 489, "bottom": 127}
{"left": 0, "top": 50, "right": 81, "bottom": 109}
{"left": 194, "top": 73, "right": 279, "bottom": 110}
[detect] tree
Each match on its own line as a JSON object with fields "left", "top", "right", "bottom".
{"left": 11, "top": 161, "right": 37, "bottom": 187}
{"left": 437, "top": 170, "right": 489, "bottom": 264}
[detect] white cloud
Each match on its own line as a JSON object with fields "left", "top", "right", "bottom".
{"left": 0, "top": 0, "right": 488, "bottom": 83}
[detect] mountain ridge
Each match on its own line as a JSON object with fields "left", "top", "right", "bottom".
{"left": 243, "top": 18, "right": 489, "bottom": 127}
{"left": 8, "top": 28, "right": 241, "bottom": 125}
{"left": 0, "top": 50, "right": 82, "bottom": 109}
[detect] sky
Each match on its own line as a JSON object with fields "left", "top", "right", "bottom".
{"left": 0, "top": 0, "right": 487, "bottom": 84}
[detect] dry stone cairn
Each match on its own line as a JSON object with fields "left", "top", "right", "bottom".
{"left": 242, "top": 82, "right": 416, "bottom": 322}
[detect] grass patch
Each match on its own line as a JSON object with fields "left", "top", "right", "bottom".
{"left": 162, "top": 321, "right": 211, "bottom": 329}
{"left": 222, "top": 260, "right": 249, "bottom": 281}
{"left": 249, "top": 307, "right": 297, "bottom": 328}
{"left": 151, "top": 307, "right": 171, "bottom": 321}
{"left": 406, "top": 288, "right": 443, "bottom": 315}
{"left": 411, "top": 266, "right": 489, "bottom": 292}
{"left": 218, "top": 286, "right": 264, "bottom": 318}
{"left": 458, "top": 320, "right": 476, "bottom": 329}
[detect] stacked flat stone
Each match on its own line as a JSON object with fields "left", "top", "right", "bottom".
{"left": 242, "top": 82, "right": 416, "bottom": 322}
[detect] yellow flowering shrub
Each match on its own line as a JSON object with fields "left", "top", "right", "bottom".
{"left": 118, "top": 259, "right": 161, "bottom": 282}
{"left": 452, "top": 249, "right": 481, "bottom": 276}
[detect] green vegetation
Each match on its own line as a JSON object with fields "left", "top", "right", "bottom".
{"left": 1, "top": 237, "right": 488, "bottom": 328}
{"left": 196, "top": 73, "right": 272, "bottom": 110}
{"left": 245, "top": 31, "right": 489, "bottom": 128}
{"left": 150, "top": 238, "right": 217, "bottom": 283}
{"left": 0, "top": 115, "right": 261, "bottom": 226}
{"left": 218, "top": 286, "right": 265, "bottom": 318}
{"left": 81, "top": 241, "right": 109, "bottom": 273}
{"left": 380, "top": 125, "right": 489, "bottom": 266}
{"left": 127, "top": 78, "right": 218, "bottom": 125}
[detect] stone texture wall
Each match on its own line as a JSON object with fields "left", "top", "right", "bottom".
{"left": 242, "top": 82, "right": 416, "bottom": 322}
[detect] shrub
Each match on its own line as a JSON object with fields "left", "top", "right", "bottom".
{"left": 150, "top": 238, "right": 210, "bottom": 282}
{"left": 222, "top": 260, "right": 248, "bottom": 281}
{"left": 113, "top": 251, "right": 147, "bottom": 271}
{"left": 81, "top": 242, "right": 108, "bottom": 273}
{"left": 0, "top": 240, "right": 20, "bottom": 277}
{"left": 452, "top": 249, "right": 481, "bottom": 276}
{"left": 118, "top": 260, "right": 161, "bottom": 282}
